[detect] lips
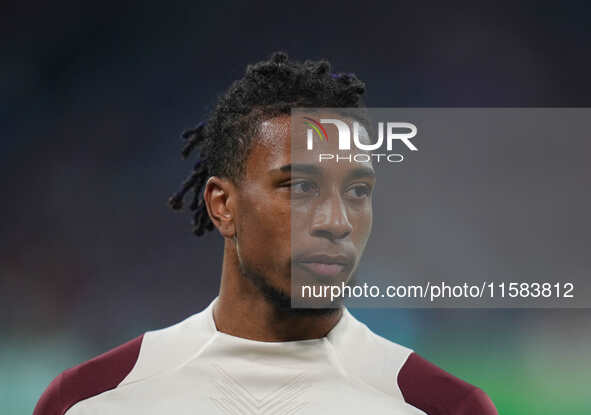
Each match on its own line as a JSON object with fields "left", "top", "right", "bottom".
{"left": 294, "top": 254, "right": 353, "bottom": 278}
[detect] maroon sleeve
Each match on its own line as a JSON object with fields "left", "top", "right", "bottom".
{"left": 397, "top": 352, "right": 498, "bottom": 415}
{"left": 33, "top": 334, "right": 144, "bottom": 415}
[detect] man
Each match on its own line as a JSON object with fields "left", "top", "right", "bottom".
{"left": 34, "top": 52, "right": 498, "bottom": 414}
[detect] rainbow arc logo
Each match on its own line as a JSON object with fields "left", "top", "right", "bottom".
{"left": 303, "top": 117, "right": 328, "bottom": 142}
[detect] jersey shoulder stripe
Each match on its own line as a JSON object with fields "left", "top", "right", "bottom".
{"left": 33, "top": 335, "right": 143, "bottom": 415}
{"left": 397, "top": 352, "right": 498, "bottom": 415}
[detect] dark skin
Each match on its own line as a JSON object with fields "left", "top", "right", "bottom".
{"left": 203, "top": 113, "right": 375, "bottom": 341}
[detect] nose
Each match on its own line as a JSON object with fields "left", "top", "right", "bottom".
{"left": 310, "top": 193, "right": 353, "bottom": 241}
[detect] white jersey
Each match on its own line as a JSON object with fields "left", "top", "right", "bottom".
{"left": 35, "top": 297, "right": 497, "bottom": 415}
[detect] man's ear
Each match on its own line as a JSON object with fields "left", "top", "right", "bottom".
{"left": 203, "top": 176, "right": 236, "bottom": 239}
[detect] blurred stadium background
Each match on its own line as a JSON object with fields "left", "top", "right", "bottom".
{"left": 1, "top": 1, "right": 590, "bottom": 413}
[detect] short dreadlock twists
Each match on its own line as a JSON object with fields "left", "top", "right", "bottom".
{"left": 168, "top": 51, "right": 367, "bottom": 236}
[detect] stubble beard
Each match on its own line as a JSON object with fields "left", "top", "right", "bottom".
{"left": 238, "top": 260, "right": 342, "bottom": 318}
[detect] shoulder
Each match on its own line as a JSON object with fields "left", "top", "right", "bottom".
{"left": 398, "top": 352, "right": 498, "bottom": 415}
{"left": 329, "top": 310, "right": 498, "bottom": 414}
{"left": 326, "top": 309, "right": 415, "bottom": 401}
{"left": 34, "top": 302, "right": 217, "bottom": 415}
{"left": 33, "top": 335, "right": 144, "bottom": 415}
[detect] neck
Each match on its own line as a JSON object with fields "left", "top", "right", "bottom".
{"left": 213, "top": 240, "right": 343, "bottom": 342}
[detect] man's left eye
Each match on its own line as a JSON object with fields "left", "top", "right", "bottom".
{"left": 344, "top": 184, "right": 371, "bottom": 199}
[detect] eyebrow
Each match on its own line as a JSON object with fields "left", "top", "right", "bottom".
{"left": 277, "top": 163, "right": 376, "bottom": 179}
{"left": 346, "top": 165, "right": 376, "bottom": 180}
{"left": 279, "top": 164, "right": 322, "bottom": 175}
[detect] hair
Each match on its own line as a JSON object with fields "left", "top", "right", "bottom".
{"left": 168, "top": 51, "right": 367, "bottom": 236}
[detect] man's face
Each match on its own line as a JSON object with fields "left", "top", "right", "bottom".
{"left": 233, "top": 113, "right": 375, "bottom": 308}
